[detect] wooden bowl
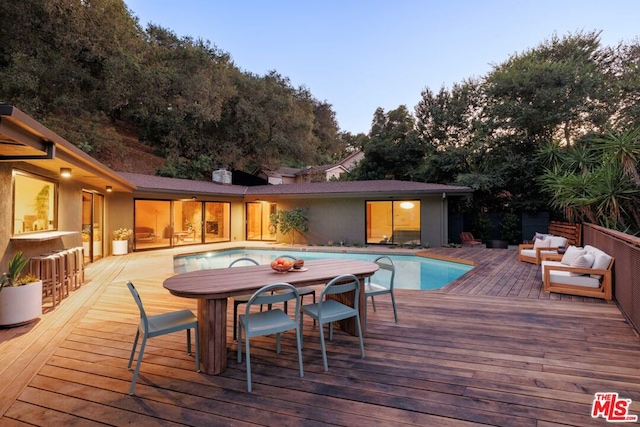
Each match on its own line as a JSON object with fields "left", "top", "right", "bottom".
{"left": 271, "top": 264, "right": 292, "bottom": 273}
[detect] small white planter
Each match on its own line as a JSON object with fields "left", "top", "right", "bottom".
{"left": 0, "top": 281, "right": 43, "bottom": 327}
{"left": 112, "top": 240, "right": 128, "bottom": 255}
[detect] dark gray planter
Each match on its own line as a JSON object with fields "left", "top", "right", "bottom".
{"left": 487, "top": 239, "right": 508, "bottom": 249}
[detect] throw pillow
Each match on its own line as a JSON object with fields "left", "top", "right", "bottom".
{"left": 533, "top": 238, "right": 551, "bottom": 249}
{"left": 561, "top": 246, "right": 583, "bottom": 265}
{"left": 590, "top": 252, "right": 613, "bottom": 279}
{"left": 570, "top": 253, "right": 595, "bottom": 269}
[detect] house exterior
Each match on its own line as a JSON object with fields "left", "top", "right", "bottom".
{"left": 254, "top": 150, "right": 363, "bottom": 184}
{"left": 0, "top": 105, "right": 472, "bottom": 268}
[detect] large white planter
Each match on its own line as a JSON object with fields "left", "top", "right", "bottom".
{"left": 112, "top": 240, "right": 128, "bottom": 255}
{"left": 0, "top": 281, "right": 43, "bottom": 327}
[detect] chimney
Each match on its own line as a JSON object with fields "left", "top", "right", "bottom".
{"left": 212, "top": 168, "right": 232, "bottom": 185}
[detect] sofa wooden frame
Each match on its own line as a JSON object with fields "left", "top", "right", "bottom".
{"left": 518, "top": 243, "right": 562, "bottom": 265}
{"left": 541, "top": 253, "right": 614, "bottom": 301}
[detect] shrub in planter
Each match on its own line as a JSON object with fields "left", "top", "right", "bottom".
{"left": 0, "top": 251, "right": 42, "bottom": 327}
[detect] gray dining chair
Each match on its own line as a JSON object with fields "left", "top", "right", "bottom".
{"left": 126, "top": 281, "right": 200, "bottom": 395}
{"left": 365, "top": 255, "right": 398, "bottom": 324}
{"left": 299, "top": 274, "right": 365, "bottom": 371}
{"left": 229, "top": 257, "right": 261, "bottom": 341}
{"left": 237, "top": 282, "right": 303, "bottom": 392}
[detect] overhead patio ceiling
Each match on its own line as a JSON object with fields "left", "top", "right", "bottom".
{"left": 0, "top": 105, "right": 136, "bottom": 193}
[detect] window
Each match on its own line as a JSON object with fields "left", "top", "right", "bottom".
{"left": 13, "top": 170, "right": 57, "bottom": 234}
{"left": 133, "top": 199, "right": 231, "bottom": 250}
{"left": 366, "top": 200, "right": 420, "bottom": 245}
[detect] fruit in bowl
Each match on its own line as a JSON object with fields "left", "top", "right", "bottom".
{"left": 293, "top": 259, "right": 304, "bottom": 269}
{"left": 270, "top": 258, "right": 293, "bottom": 272}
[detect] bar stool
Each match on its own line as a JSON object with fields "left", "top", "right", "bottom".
{"left": 53, "top": 249, "right": 77, "bottom": 291}
{"left": 30, "top": 255, "right": 62, "bottom": 308}
{"left": 72, "top": 246, "right": 84, "bottom": 287}
{"left": 46, "top": 252, "right": 70, "bottom": 300}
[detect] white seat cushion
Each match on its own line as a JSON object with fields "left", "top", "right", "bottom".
{"left": 547, "top": 270, "right": 601, "bottom": 288}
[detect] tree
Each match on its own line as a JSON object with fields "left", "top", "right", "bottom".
{"left": 538, "top": 128, "right": 640, "bottom": 234}
{"left": 484, "top": 31, "right": 609, "bottom": 145}
{"left": 352, "top": 106, "right": 426, "bottom": 181}
{"left": 270, "top": 208, "right": 309, "bottom": 245}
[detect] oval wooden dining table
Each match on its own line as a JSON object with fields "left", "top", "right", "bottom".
{"left": 163, "top": 258, "right": 379, "bottom": 375}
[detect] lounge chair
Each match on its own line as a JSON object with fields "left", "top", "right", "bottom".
{"left": 460, "top": 232, "right": 482, "bottom": 247}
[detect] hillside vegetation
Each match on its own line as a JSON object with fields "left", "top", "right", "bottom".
{"left": 0, "top": 0, "right": 348, "bottom": 178}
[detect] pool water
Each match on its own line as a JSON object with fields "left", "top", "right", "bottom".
{"left": 173, "top": 249, "right": 473, "bottom": 291}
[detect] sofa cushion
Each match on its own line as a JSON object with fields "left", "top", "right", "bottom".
{"left": 547, "top": 236, "right": 568, "bottom": 247}
{"left": 570, "top": 253, "right": 595, "bottom": 269}
{"left": 548, "top": 270, "right": 602, "bottom": 288}
{"left": 583, "top": 245, "right": 612, "bottom": 280}
{"left": 541, "top": 260, "right": 564, "bottom": 279}
{"left": 534, "top": 238, "right": 551, "bottom": 249}
{"left": 561, "top": 246, "right": 583, "bottom": 265}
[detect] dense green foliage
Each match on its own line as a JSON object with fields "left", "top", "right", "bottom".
{"left": 349, "top": 31, "right": 640, "bottom": 233}
{"left": 0, "top": 0, "right": 344, "bottom": 177}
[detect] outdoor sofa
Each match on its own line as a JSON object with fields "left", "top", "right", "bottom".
{"left": 518, "top": 233, "right": 568, "bottom": 265}
{"left": 541, "top": 245, "right": 614, "bottom": 300}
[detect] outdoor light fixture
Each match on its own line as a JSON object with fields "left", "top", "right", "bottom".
{"left": 60, "top": 167, "right": 72, "bottom": 178}
{"left": 106, "top": 186, "right": 113, "bottom": 192}
{"left": 400, "top": 201, "right": 414, "bottom": 209}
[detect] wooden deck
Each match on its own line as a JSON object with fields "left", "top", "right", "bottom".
{"left": 1, "top": 245, "right": 639, "bottom": 426}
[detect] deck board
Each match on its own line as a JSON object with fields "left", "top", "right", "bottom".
{"left": 1, "top": 245, "right": 638, "bottom": 426}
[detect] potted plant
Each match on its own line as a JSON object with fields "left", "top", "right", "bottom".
{"left": 112, "top": 228, "right": 133, "bottom": 255}
{"left": 500, "top": 212, "right": 521, "bottom": 248}
{"left": 0, "top": 251, "right": 42, "bottom": 326}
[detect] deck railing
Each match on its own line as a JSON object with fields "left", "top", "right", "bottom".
{"left": 584, "top": 223, "right": 640, "bottom": 335}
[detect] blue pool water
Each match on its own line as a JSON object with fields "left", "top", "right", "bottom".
{"left": 173, "top": 249, "right": 474, "bottom": 291}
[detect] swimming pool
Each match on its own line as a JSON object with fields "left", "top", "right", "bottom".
{"left": 173, "top": 249, "right": 474, "bottom": 291}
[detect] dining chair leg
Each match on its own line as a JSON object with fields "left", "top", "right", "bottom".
{"left": 355, "top": 313, "right": 365, "bottom": 359}
{"left": 319, "top": 322, "right": 329, "bottom": 371}
{"left": 244, "top": 328, "right": 253, "bottom": 392}
{"left": 296, "top": 328, "right": 304, "bottom": 378}
{"left": 371, "top": 295, "right": 377, "bottom": 312}
{"left": 128, "top": 330, "right": 140, "bottom": 369}
{"left": 129, "top": 335, "right": 148, "bottom": 395}
{"left": 391, "top": 292, "right": 398, "bottom": 323}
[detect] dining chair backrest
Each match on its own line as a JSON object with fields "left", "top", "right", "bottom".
{"left": 244, "top": 283, "right": 300, "bottom": 318}
{"left": 229, "top": 257, "right": 259, "bottom": 268}
{"left": 320, "top": 274, "right": 361, "bottom": 311}
{"left": 373, "top": 256, "right": 395, "bottom": 289}
{"left": 127, "top": 281, "right": 149, "bottom": 332}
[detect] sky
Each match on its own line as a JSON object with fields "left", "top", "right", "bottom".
{"left": 124, "top": 0, "right": 640, "bottom": 135}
